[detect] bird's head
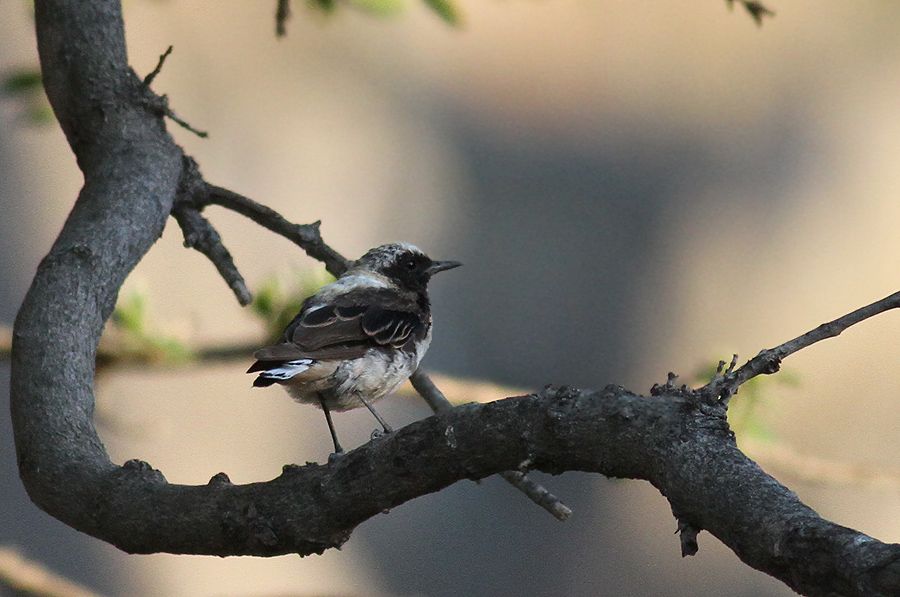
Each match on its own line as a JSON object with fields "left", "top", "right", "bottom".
{"left": 355, "top": 243, "right": 461, "bottom": 293}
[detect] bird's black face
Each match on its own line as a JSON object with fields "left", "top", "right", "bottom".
{"left": 385, "top": 250, "right": 461, "bottom": 292}
{"left": 356, "top": 243, "right": 461, "bottom": 293}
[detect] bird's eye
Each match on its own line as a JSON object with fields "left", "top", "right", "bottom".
{"left": 406, "top": 259, "right": 417, "bottom": 270}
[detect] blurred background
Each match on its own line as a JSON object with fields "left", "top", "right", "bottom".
{"left": 3, "top": 1, "right": 900, "bottom": 595}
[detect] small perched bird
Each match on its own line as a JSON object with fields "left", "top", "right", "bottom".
{"left": 248, "top": 243, "right": 461, "bottom": 454}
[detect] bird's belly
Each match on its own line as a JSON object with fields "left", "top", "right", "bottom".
{"left": 284, "top": 347, "right": 422, "bottom": 412}
{"left": 329, "top": 349, "right": 419, "bottom": 411}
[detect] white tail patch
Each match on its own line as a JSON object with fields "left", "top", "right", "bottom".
{"left": 259, "top": 359, "right": 313, "bottom": 380}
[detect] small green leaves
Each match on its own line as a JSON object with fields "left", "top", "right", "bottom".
{"left": 252, "top": 268, "right": 335, "bottom": 341}
{"left": 292, "top": 0, "right": 460, "bottom": 25}
{"left": 105, "top": 290, "right": 193, "bottom": 365}
{"left": 307, "top": 0, "right": 337, "bottom": 14}
{"left": 2, "top": 69, "right": 42, "bottom": 95}
{"left": 2, "top": 68, "right": 53, "bottom": 124}
{"left": 349, "top": 0, "right": 405, "bottom": 17}
{"left": 695, "top": 359, "right": 798, "bottom": 442}
{"left": 112, "top": 291, "right": 148, "bottom": 336}
{"left": 422, "top": 0, "right": 461, "bottom": 26}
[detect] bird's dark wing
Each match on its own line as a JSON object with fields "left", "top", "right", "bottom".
{"left": 248, "top": 289, "right": 427, "bottom": 370}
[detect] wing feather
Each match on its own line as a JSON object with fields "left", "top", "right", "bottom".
{"left": 249, "top": 286, "right": 427, "bottom": 378}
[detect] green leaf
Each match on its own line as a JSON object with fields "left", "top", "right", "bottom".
{"left": 251, "top": 268, "right": 334, "bottom": 341}
{"left": 307, "top": 0, "right": 337, "bottom": 13}
{"left": 349, "top": 0, "right": 405, "bottom": 16}
{"left": 112, "top": 291, "right": 148, "bottom": 335}
{"left": 146, "top": 336, "right": 194, "bottom": 364}
{"left": 251, "top": 278, "right": 280, "bottom": 320}
{"left": 422, "top": 0, "right": 460, "bottom": 25}
{"left": 1, "top": 69, "right": 42, "bottom": 96}
{"left": 25, "top": 103, "right": 54, "bottom": 124}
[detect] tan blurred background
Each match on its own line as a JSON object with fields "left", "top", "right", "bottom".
{"left": 3, "top": 1, "right": 900, "bottom": 595}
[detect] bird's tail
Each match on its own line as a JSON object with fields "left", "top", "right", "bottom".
{"left": 248, "top": 359, "right": 314, "bottom": 387}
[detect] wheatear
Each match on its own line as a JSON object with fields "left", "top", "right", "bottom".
{"left": 248, "top": 243, "right": 460, "bottom": 453}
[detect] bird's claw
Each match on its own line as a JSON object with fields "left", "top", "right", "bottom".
{"left": 370, "top": 428, "right": 393, "bottom": 440}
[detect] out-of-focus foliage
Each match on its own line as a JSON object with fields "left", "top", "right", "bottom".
{"left": 252, "top": 267, "right": 334, "bottom": 341}
{"left": 421, "top": 0, "right": 460, "bottom": 25}
{"left": 105, "top": 290, "right": 193, "bottom": 365}
{"left": 694, "top": 361, "right": 799, "bottom": 442}
{"left": 1, "top": 67, "right": 52, "bottom": 124}
{"left": 306, "top": 0, "right": 459, "bottom": 24}
{"left": 95, "top": 269, "right": 331, "bottom": 366}
{"left": 1, "top": 69, "right": 40, "bottom": 94}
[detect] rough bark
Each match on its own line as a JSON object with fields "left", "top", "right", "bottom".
{"left": 9, "top": 2, "right": 900, "bottom": 596}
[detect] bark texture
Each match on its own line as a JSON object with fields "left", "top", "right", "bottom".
{"left": 9, "top": 2, "right": 900, "bottom": 596}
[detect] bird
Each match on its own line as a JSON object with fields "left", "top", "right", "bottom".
{"left": 247, "top": 243, "right": 461, "bottom": 454}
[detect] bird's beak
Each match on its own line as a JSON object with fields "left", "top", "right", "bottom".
{"left": 427, "top": 260, "right": 462, "bottom": 276}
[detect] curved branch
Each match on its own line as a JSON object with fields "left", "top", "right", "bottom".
{"left": 10, "top": 2, "right": 900, "bottom": 597}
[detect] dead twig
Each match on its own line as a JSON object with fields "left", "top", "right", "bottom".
{"left": 141, "top": 46, "right": 208, "bottom": 138}
{"left": 705, "top": 290, "right": 900, "bottom": 403}
{"left": 726, "top": 0, "right": 775, "bottom": 26}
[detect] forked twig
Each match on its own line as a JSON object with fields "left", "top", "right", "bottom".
{"left": 706, "top": 290, "right": 900, "bottom": 403}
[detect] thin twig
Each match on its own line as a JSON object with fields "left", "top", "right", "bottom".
{"left": 276, "top": 0, "right": 291, "bottom": 37}
{"left": 203, "top": 184, "right": 351, "bottom": 277}
{"left": 707, "top": 289, "right": 900, "bottom": 402}
{"left": 171, "top": 204, "right": 251, "bottom": 305}
{"left": 143, "top": 45, "right": 173, "bottom": 87}
{"left": 172, "top": 158, "right": 250, "bottom": 305}
{"left": 163, "top": 104, "right": 209, "bottom": 138}
{"left": 141, "top": 46, "right": 208, "bottom": 138}
{"left": 725, "top": 0, "right": 775, "bottom": 26}
{"left": 411, "top": 369, "right": 572, "bottom": 520}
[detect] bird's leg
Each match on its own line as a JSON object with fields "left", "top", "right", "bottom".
{"left": 357, "top": 394, "right": 393, "bottom": 434}
{"left": 317, "top": 393, "right": 343, "bottom": 454}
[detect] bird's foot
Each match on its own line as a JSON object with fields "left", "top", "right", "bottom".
{"left": 370, "top": 426, "right": 393, "bottom": 440}
{"left": 327, "top": 450, "right": 345, "bottom": 464}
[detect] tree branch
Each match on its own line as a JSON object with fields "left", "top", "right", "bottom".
{"left": 11, "top": 2, "right": 900, "bottom": 596}
{"left": 275, "top": 0, "right": 291, "bottom": 37}
{"left": 142, "top": 45, "right": 172, "bottom": 87}
{"left": 706, "top": 290, "right": 900, "bottom": 403}
{"left": 411, "top": 369, "right": 571, "bottom": 520}
{"left": 172, "top": 157, "right": 251, "bottom": 305}
{"left": 203, "top": 183, "right": 351, "bottom": 277}
{"left": 726, "top": 0, "right": 775, "bottom": 26}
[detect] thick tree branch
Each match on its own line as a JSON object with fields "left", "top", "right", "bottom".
{"left": 10, "top": 2, "right": 900, "bottom": 596}
{"left": 411, "top": 369, "right": 571, "bottom": 520}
